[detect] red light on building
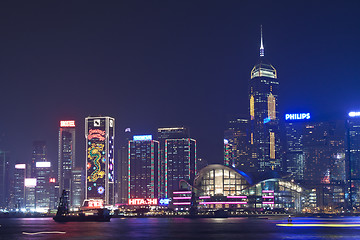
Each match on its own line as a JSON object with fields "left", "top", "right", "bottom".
{"left": 128, "top": 198, "right": 158, "bottom": 205}
{"left": 49, "top": 178, "right": 56, "bottom": 183}
{"left": 88, "top": 199, "right": 103, "bottom": 208}
{"left": 60, "top": 120, "right": 75, "bottom": 127}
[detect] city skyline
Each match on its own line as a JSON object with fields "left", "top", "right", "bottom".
{"left": 1, "top": 1, "right": 360, "bottom": 167}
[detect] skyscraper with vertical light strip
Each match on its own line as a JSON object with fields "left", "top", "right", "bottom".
{"left": 85, "top": 116, "right": 115, "bottom": 205}
{"left": 249, "top": 26, "right": 282, "bottom": 172}
{"left": 128, "top": 135, "right": 160, "bottom": 199}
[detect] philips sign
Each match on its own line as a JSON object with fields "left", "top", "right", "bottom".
{"left": 285, "top": 113, "right": 310, "bottom": 121}
{"left": 349, "top": 112, "right": 360, "bottom": 117}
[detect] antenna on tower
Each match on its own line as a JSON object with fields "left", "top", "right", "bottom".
{"left": 260, "top": 25, "right": 264, "bottom": 57}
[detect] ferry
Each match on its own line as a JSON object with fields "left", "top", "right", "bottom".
{"left": 53, "top": 190, "right": 111, "bottom": 222}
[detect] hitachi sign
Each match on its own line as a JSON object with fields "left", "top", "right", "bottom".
{"left": 285, "top": 113, "right": 310, "bottom": 121}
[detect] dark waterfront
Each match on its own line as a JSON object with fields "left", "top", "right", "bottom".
{"left": 1, "top": 217, "right": 360, "bottom": 240}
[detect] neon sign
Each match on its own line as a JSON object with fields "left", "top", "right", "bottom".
{"left": 159, "top": 198, "right": 170, "bottom": 205}
{"left": 133, "top": 135, "right": 152, "bottom": 141}
{"left": 128, "top": 198, "right": 158, "bottom": 205}
{"left": 88, "top": 129, "right": 106, "bottom": 141}
{"left": 285, "top": 113, "right": 310, "bottom": 121}
{"left": 49, "top": 178, "right": 56, "bottom": 183}
{"left": 87, "top": 143, "right": 105, "bottom": 182}
{"left": 60, "top": 120, "right": 75, "bottom": 127}
{"left": 349, "top": 112, "right": 360, "bottom": 117}
{"left": 88, "top": 199, "right": 103, "bottom": 208}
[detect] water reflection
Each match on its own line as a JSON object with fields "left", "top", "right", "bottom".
{"left": 1, "top": 217, "right": 360, "bottom": 240}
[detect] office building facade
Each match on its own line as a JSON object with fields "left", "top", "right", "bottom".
{"left": 85, "top": 116, "right": 115, "bottom": 205}
{"left": 346, "top": 112, "right": 360, "bottom": 208}
{"left": 249, "top": 27, "right": 282, "bottom": 172}
{"left": 165, "top": 138, "right": 196, "bottom": 197}
{"left": 58, "top": 120, "right": 76, "bottom": 199}
{"left": 158, "top": 127, "right": 190, "bottom": 197}
{"left": 128, "top": 135, "right": 160, "bottom": 199}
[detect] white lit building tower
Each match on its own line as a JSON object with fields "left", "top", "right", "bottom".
{"left": 58, "top": 120, "right": 76, "bottom": 199}
{"left": 249, "top": 26, "right": 282, "bottom": 172}
{"left": 85, "top": 116, "right": 115, "bottom": 205}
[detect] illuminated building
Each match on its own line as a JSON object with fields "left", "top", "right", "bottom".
{"left": 284, "top": 114, "right": 308, "bottom": 180}
{"left": 85, "top": 116, "right": 115, "bottom": 205}
{"left": 346, "top": 112, "right": 360, "bottom": 208}
{"left": 224, "top": 117, "right": 251, "bottom": 171}
{"left": 128, "top": 135, "right": 159, "bottom": 199}
{"left": 302, "top": 121, "right": 345, "bottom": 183}
{"left": 248, "top": 26, "right": 282, "bottom": 172}
{"left": 58, "top": 120, "right": 76, "bottom": 200}
{"left": 35, "top": 161, "right": 56, "bottom": 210}
{"left": 71, "top": 167, "right": 84, "bottom": 208}
{"left": 13, "top": 164, "right": 26, "bottom": 209}
{"left": 165, "top": 138, "right": 196, "bottom": 198}
{"left": 301, "top": 120, "right": 346, "bottom": 210}
{"left": 192, "top": 164, "right": 303, "bottom": 213}
{"left": 157, "top": 127, "right": 190, "bottom": 197}
{"left": 31, "top": 141, "right": 47, "bottom": 177}
{"left": 116, "top": 128, "right": 132, "bottom": 204}
{"left": 0, "top": 151, "right": 10, "bottom": 208}
{"left": 25, "top": 177, "right": 36, "bottom": 209}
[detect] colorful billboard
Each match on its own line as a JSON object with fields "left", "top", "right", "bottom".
{"left": 87, "top": 123, "right": 106, "bottom": 199}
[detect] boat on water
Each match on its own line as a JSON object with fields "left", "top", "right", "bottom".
{"left": 53, "top": 190, "right": 111, "bottom": 222}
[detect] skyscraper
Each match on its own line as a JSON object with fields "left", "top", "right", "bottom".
{"left": 85, "top": 116, "right": 115, "bottom": 205}
{"left": 13, "top": 164, "right": 26, "bottom": 209}
{"left": 34, "top": 161, "right": 54, "bottom": 210}
{"left": 249, "top": 26, "right": 282, "bottom": 172}
{"left": 58, "top": 120, "right": 76, "bottom": 199}
{"left": 116, "top": 128, "right": 132, "bottom": 204}
{"left": 71, "top": 167, "right": 84, "bottom": 208}
{"left": 224, "top": 117, "right": 251, "bottom": 171}
{"left": 346, "top": 112, "right": 360, "bottom": 208}
{"left": 128, "top": 135, "right": 160, "bottom": 199}
{"left": 31, "top": 141, "right": 47, "bottom": 177}
{"left": 165, "top": 138, "right": 196, "bottom": 198}
{"left": 302, "top": 121, "right": 345, "bottom": 184}
{"left": 0, "top": 151, "right": 10, "bottom": 208}
{"left": 157, "top": 127, "right": 190, "bottom": 197}
{"left": 284, "top": 116, "right": 307, "bottom": 180}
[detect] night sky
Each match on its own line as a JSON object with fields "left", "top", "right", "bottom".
{"left": 1, "top": 1, "right": 360, "bottom": 167}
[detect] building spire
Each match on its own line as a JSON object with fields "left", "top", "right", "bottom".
{"left": 260, "top": 25, "right": 264, "bottom": 57}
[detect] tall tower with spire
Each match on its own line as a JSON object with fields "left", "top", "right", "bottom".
{"left": 249, "top": 26, "right": 282, "bottom": 173}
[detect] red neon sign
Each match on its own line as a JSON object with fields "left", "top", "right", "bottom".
{"left": 60, "top": 120, "right": 75, "bottom": 127}
{"left": 128, "top": 198, "right": 158, "bottom": 205}
{"left": 88, "top": 200, "right": 103, "bottom": 208}
{"left": 88, "top": 129, "right": 106, "bottom": 141}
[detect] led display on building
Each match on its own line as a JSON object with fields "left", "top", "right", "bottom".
{"left": 87, "top": 128, "right": 106, "bottom": 198}
{"left": 85, "top": 117, "right": 115, "bottom": 205}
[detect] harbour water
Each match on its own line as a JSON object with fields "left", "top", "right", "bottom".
{"left": 1, "top": 217, "right": 360, "bottom": 239}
